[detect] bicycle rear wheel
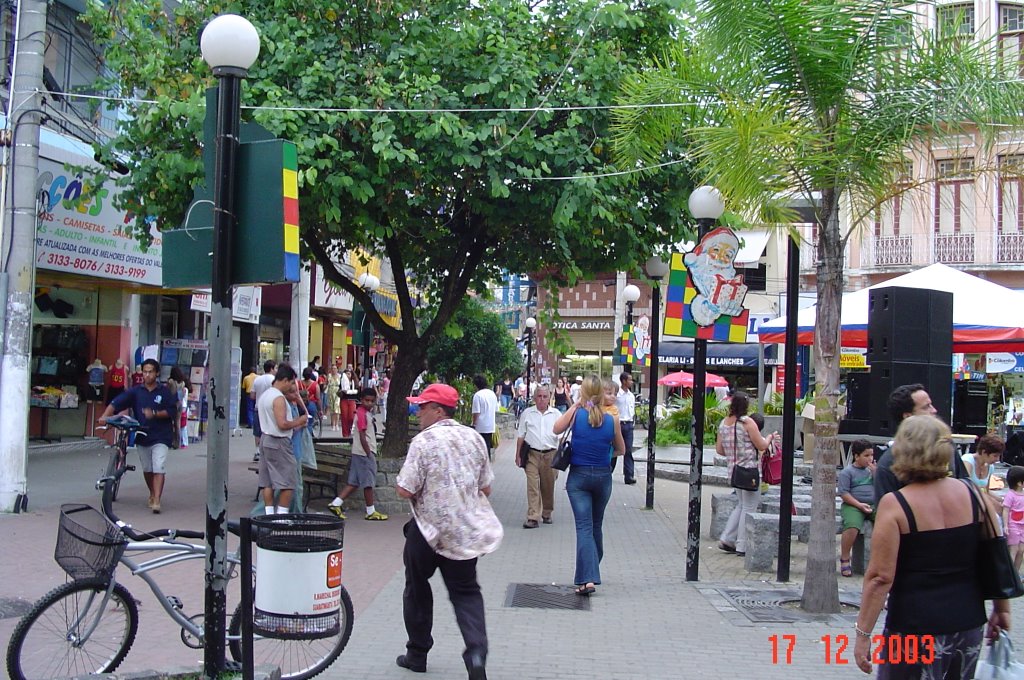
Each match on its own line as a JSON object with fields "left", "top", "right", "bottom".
{"left": 6, "top": 578, "right": 138, "bottom": 680}
{"left": 228, "top": 584, "right": 354, "bottom": 680}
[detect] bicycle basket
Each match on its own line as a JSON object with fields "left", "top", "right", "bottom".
{"left": 54, "top": 503, "right": 128, "bottom": 580}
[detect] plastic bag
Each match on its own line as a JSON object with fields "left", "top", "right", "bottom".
{"left": 976, "top": 632, "right": 1024, "bottom": 680}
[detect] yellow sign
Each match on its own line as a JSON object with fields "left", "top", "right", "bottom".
{"left": 840, "top": 353, "right": 867, "bottom": 369}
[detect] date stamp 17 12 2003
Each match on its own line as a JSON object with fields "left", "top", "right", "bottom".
{"left": 769, "top": 634, "right": 936, "bottom": 666}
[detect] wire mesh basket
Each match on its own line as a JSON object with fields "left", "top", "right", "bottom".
{"left": 54, "top": 503, "right": 128, "bottom": 581}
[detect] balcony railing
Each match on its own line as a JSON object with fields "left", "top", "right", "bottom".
{"left": 934, "top": 233, "right": 975, "bottom": 264}
{"left": 873, "top": 236, "right": 914, "bottom": 267}
{"left": 998, "top": 233, "right": 1024, "bottom": 263}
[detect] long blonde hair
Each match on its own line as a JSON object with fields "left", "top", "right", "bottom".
{"left": 579, "top": 375, "right": 607, "bottom": 428}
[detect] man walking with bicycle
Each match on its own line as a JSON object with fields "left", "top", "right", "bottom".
{"left": 98, "top": 358, "right": 178, "bottom": 513}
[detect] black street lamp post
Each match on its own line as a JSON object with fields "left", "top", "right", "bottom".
{"left": 684, "top": 186, "right": 725, "bottom": 582}
{"left": 199, "top": 14, "right": 260, "bottom": 675}
{"left": 622, "top": 283, "right": 640, "bottom": 373}
{"left": 358, "top": 273, "right": 380, "bottom": 389}
{"left": 524, "top": 317, "right": 536, "bottom": 402}
{"left": 644, "top": 256, "right": 670, "bottom": 510}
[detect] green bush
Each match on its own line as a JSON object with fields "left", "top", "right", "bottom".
{"left": 655, "top": 392, "right": 729, "bottom": 445}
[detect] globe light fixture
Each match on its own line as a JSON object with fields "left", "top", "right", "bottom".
{"left": 688, "top": 185, "right": 725, "bottom": 221}
{"left": 201, "top": 15, "right": 261, "bottom": 71}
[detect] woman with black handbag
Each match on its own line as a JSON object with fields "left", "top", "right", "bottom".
{"left": 553, "top": 375, "right": 625, "bottom": 596}
{"left": 854, "top": 415, "right": 1015, "bottom": 677}
{"left": 717, "top": 391, "right": 771, "bottom": 557}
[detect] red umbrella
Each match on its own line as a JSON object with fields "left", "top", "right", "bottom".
{"left": 657, "top": 370, "right": 729, "bottom": 389}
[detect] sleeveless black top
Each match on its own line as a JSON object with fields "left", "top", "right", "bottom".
{"left": 884, "top": 480, "right": 986, "bottom": 635}
{"left": 554, "top": 387, "right": 569, "bottom": 408}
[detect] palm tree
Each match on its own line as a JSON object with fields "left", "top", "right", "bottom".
{"left": 612, "top": 0, "right": 1024, "bottom": 612}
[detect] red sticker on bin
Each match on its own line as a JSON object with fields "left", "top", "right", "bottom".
{"left": 326, "top": 550, "right": 343, "bottom": 588}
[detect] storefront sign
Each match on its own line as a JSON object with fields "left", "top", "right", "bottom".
{"left": 311, "top": 264, "right": 355, "bottom": 312}
{"left": 552, "top": 320, "right": 613, "bottom": 330}
{"left": 986, "top": 352, "right": 1024, "bottom": 374}
{"left": 840, "top": 350, "right": 867, "bottom": 368}
{"left": 190, "top": 287, "right": 262, "bottom": 324}
{"left": 746, "top": 314, "right": 774, "bottom": 343}
{"left": 35, "top": 157, "right": 162, "bottom": 286}
{"left": 774, "top": 364, "right": 802, "bottom": 397}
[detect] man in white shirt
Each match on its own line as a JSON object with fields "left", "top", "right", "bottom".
{"left": 249, "top": 360, "right": 276, "bottom": 462}
{"left": 471, "top": 375, "right": 499, "bottom": 460}
{"left": 615, "top": 372, "right": 637, "bottom": 485}
{"left": 569, "top": 375, "right": 583, "bottom": 403}
{"left": 515, "top": 385, "right": 562, "bottom": 529}
{"left": 256, "top": 364, "right": 308, "bottom": 514}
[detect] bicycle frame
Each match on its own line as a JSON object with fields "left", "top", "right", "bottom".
{"left": 72, "top": 538, "right": 243, "bottom": 648}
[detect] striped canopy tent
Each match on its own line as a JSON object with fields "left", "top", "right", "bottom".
{"left": 757, "top": 263, "right": 1024, "bottom": 353}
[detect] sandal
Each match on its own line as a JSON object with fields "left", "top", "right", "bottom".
{"left": 840, "top": 559, "right": 853, "bottom": 577}
{"left": 574, "top": 583, "right": 596, "bottom": 596}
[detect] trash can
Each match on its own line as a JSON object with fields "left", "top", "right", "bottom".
{"left": 251, "top": 514, "right": 344, "bottom": 640}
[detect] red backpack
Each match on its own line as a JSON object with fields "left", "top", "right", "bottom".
{"left": 761, "top": 436, "right": 784, "bottom": 485}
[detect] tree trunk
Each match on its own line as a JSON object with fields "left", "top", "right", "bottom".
{"left": 379, "top": 337, "right": 427, "bottom": 458}
{"left": 801, "top": 188, "right": 843, "bottom": 613}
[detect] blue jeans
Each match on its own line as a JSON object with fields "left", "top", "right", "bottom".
{"left": 566, "top": 465, "right": 613, "bottom": 586}
{"left": 500, "top": 394, "right": 512, "bottom": 409}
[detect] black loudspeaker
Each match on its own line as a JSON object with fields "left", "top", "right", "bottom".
{"left": 868, "top": 362, "right": 952, "bottom": 437}
{"left": 845, "top": 371, "right": 871, "bottom": 421}
{"left": 953, "top": 380, "right": 988, "bottom": 438}
{"left": 867, "top": 287, "right": 953, "bottom": 365}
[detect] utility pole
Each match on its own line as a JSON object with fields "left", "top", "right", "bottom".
{"left": 0, "top": 0, "right": 48, "bottom": 513}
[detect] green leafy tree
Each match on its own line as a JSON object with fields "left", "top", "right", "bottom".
{"left": 426, "top": 298, "right": 522, "bottom": 383}
{"left": 613, "top": 0, "right": 1024, "bottom": 611}
{"left": 83, "top": 0, "right": 694, "bottom": 457}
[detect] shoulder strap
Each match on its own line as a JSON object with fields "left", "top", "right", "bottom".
{"left": 892, "top": 490, "right": 918, "bottom": 533}
{"left": 962, "top": 478, "right": 981, "bottom": 523}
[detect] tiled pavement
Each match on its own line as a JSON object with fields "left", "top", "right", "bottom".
{"left": 318, "top": 439, "right": 872, "bottom": 680}
{"left": 7, "top": 432, "right": 1022, "bottom": 678}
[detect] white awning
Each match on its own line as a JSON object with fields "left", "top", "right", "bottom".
{"left": 734, "top": 230, "right": 770, "bottom": 268}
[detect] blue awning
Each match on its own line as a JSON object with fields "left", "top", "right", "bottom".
{"left": 657, "top": 341, "right": 771, "bottom": 368}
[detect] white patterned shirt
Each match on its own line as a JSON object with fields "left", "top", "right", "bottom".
{"left": 397, "top": 419, "right": 503, "bottom": 560}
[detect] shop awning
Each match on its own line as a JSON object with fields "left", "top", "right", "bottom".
{"left": 734, "top": 230, "right": 771, "bottom": 268}
{"left": 657, "top": 341, "right": 771, "bottom": 368}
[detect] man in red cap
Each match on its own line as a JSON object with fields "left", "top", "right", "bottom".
{"left": 395, "top": 383, "right": 503, "bottom": 680}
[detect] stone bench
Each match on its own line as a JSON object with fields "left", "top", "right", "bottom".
{"left": 743, "top": 512, "right": 844, "bottom": 572}
{"left": 851, "top": 520, "right": 873, "bottom": 575}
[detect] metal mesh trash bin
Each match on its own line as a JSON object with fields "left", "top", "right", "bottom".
{"left": 251, "top": 513, "right": 344, "bottom": 640}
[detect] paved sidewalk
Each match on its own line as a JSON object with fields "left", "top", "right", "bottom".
{"left": 320, "top": 440, "right": 865, "bottom": 680}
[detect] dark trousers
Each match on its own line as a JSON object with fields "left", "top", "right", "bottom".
{"left": 402, "top": 520, "right": 487, "bottom": 666}
{"left": 620, "top": 421, "right": 635, "bottom": 480}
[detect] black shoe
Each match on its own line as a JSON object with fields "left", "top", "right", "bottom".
{"left": 466, "top": 652, "right": 487, "bottom": 680}
{"left": 624, "top": 478, "right": 637, "bottom": 485}
{"left": 396, "top": 655, "right": 427, "bottom": 673}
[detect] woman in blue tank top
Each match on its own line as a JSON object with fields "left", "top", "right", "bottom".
{"left": 854, "top": 416, "right": 1012, "bottom": 677}
{"left": 553, "top": 375, "right": 625, "bottom": 596}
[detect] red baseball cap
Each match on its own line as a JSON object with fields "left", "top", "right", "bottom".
{"left": 406, "top": 383, "right": 460, "bottom": 408}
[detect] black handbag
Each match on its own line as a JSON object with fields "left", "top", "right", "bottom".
{"left": 728, "top": 421, "right": 760, "bottom": 490}
{"left": 551, "top": 429, "right": 572, "bottom": 471}
{"left": 969, "top": 480, "right": 1024, "bottom": 600}
{"left": 517, "top": 439, "right": 530, "bottom": 469}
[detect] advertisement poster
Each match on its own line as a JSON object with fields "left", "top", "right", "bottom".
{"left": 35, "top": 156, "right": 163, "bottom": 287}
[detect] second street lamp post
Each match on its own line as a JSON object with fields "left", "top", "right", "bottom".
{"left": 622, "top": 283, "right": 640, "bottom": 373}
{"left": 644, "top": 255, "right": 670, "bottom": 510}
{"left": 358, "top": 273, "right": 380, "bottom": 389}
{"left": 525, "top": 317, "right": 536, "bottom": 403}
{"left": 199, "top": 14, "right": 260, "bottom": 675}
{"left": 684, "top": 185, "right": 725, "bottom": 582}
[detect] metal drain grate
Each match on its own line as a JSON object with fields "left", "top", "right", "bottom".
{"left": 716, "top": 588, "right": 859, "bottom": 624}
{"left": 0, "top": 597, "right": 33, "bottom": 620}
{"left": 504, "top": 583, "right": 591, "bottom": 610}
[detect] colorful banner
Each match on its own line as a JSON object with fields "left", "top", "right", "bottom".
{"left": 613, "top": 321, "right": 651, "bottom": 367}
{"left": 664, "top": 226, "right": 750, "bottom": 342}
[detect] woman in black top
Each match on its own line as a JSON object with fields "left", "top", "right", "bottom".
{"left": 855, "top": 415, "right": 1011, "bottom": 677}
{"left": 553, "top": 376, "right": 570, "bottom": 412}
{"left": 497, "top": 375, "right": 513, "bottom": 410}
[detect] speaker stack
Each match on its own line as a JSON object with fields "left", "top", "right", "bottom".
{"left": 866, "top": 287, "right": 953, "bottom": 437}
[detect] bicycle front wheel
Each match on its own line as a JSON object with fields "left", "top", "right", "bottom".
{"left": 228, "top": 584, "right": 354, "bottom": 680}
{"left": 6, "top": 578, "right": 138, "bottom": 680}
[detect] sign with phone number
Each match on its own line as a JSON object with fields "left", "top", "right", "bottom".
{"left": 34, "top": 157, "right": 163, "bottom": 287}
